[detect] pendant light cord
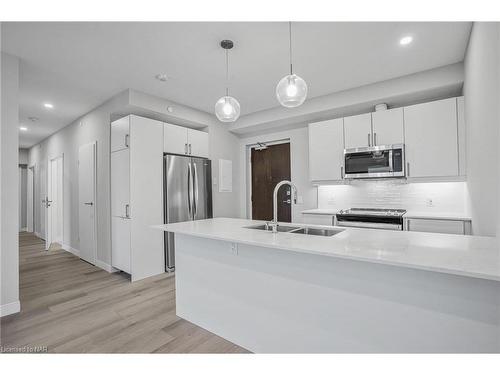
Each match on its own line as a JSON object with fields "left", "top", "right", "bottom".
{"left": 225, "top": 48, "right": 229, "bottom": 96}
{"left": 289, "top": 21, "right": 293, "bottom": 75}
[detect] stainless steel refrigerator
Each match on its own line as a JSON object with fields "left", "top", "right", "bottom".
{"left": 164, "top": 154, "right": 212, "bottom": 271}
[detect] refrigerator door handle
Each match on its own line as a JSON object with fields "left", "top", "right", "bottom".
{"left": 187, "top": 163, "right": 193, "bottom": 218}
{"left": 193, "top": 162, "right": 199, "bottom": 219}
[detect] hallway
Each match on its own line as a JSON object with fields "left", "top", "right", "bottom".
{"left": 0, "top": 232, "right": 248, "bottom": 353}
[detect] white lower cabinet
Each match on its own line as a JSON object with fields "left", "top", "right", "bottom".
{"left": 405, "top": 218, "right": 471, "bottom": 235}
{"left": 112, "top": 216, "right": 131, "bottom": 274}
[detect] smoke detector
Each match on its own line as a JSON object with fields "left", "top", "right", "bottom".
{"left": 155, "top": 74, "right": 168, "bottom": 82}
{"left": 375, "top": 103, "right": 388, "bottom": 111}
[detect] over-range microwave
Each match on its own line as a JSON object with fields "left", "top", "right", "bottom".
{"left": 343, "top": 144, "right": 405, "bottom": 179}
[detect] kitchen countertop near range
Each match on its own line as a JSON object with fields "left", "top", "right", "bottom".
{"left": 155, "top": 217, "right": 500, "bottom": 282}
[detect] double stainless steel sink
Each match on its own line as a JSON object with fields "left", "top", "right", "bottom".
{"left": 245, "top": 223, "right": 343, "bottom": 237}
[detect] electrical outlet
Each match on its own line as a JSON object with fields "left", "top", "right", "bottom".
{"left": 230, "top": 242, "right": 238, "bottom": 255}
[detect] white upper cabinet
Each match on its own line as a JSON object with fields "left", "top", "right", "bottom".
{"left": 164, "top": 122, "right": 209, "bottom": 158}
{"left": 404, "top": 97, "right": 459, "bottom": 178}
{"left": 164, "top": 122, "right": 189, "bottom": 155}
{"left": 111, "top": 116, "right": 130, "bottom": 152}
{"left": 343, "top": 113, "right": 372, "bottom": 149}
{"left": 308, "top": 118, "right": 345, "bottom": 181}
{"left": 187, "top": 129, "right": 209, "bottom": 158}
{"left": 371, "top": 107, "right": 404, "bottom": 145}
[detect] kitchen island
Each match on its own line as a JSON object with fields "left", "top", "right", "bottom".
{"left": 156, "top": 218, "right": 500, "bottom": 353}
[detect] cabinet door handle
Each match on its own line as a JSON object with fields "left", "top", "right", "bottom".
{"left": 189, "top": 144, "right": 192, "bottom": 155}
{"left": 184, "top": 143, "right": 188, "bottom": 154}
{"left": 125, "top": 134, "right": 129, "bottom": 148}
{"left": 367, "top": 133, "right": 371, "bottom": 147}
{"left": 125, "top": 204, "right": 130, "bottom": 218}
{"left": 373, "top": 133, "right": 377, "bottom": 146}
{"left": 406, "top": 162, "right": 410, "bottom": 177}
{"left": 340, "top": 166, "right": 344, "bottom": 179}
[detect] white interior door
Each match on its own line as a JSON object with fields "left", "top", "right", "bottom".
{"left": 40, "top": 161, "right": 47, "bottom": 242}
{"left": 27, "top": 166, "right": 34, "bottom": 232}
{"left": 47, "top": 155, "right": 64, "bottom": 248}
{"left": 78, "top": 142, "right": 97, "bottom": 264}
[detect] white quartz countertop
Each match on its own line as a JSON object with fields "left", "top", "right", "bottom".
{"left": 301, "top": 208, "right": 338, "bottom": 215}
{"left": 155, "top": 218, "right": 500, "bottom": 282}
{"left": 403, "top": 211, "right": 472, "bottom": 221}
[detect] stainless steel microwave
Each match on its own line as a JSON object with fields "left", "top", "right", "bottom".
{"left": 343, "top": 144, "right": 405, "bottom": 179}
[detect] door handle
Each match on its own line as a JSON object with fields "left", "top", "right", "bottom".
{"left": 84, "top": 202, "right": 93, "bottom": 206}
{"left": 373, "top": 132, "right": 377, "bottom": 146}
{"left": 282, "top": 199, "right": 291, "bottom": 204}
{"left": 189, "top": 144, "right": 192, "bottom": 155}
{"left": 187, "top": 163, "right": 192, "bottom": 218}
{"left": 125, "top": 204, "right": 130, "bottom": 218}
{"left": 125, "top": 134, "right": 129, "bottom": 148}
{"left": 367, "top": 133, "right": 371, "bottom": 147}
{"left": 184, "top": 143, "right": 188, "bottom": 154}
{"left": 406, "top": 162, "right": 410, "bottom": 177}
{"left": 193, "top": 162, "right": 199, "bottom": 219}
{"left": 340, "top": 166, "right": 344, "bottom": 179}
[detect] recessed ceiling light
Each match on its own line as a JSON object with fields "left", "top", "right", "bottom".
{"left": 155, "top": 74, "right": 168, "bottom": 82}
{"left": 19, "top": 126, "right": 28, "bottom": 131}
{"left": 44, "top": 103, "right": 54, "bottom": 109}
{"left": 399, "top": 36, "right": 413, "bottom": 46}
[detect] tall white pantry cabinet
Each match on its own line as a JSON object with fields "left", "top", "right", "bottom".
{"left": 111, "top": 115, "right": 164, "bottom": 281}
{"left": 110, "top": 115, "right": 210, "bottom": 282}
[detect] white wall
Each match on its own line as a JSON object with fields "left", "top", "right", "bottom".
{"left": 18, "top": 148, "right": 28, "bottom": 164}
{"left": 19, "top": 148, "right": 28, "bottom": 231}
{"left": 1, "top": 51, "right": 20, "bottom": 316}
{"left": 28, "top": 89, "right": 242, "bottom": 270}
{"left": 19, "top": 166, "right": 27, "bottom": 230}
{"left": 239, "top": 126, "right": 317, "bottom": 223}
{"left": 317, "top": 181, "right": 470, "bottom": 215}
{"left": 463, "top": 23, "right": 500, "bottom": 236}
{"left": 29, "top": 91, "right": 129, "bottom": 268}
{"left": 230, "top": 63, "right": 464, "bottom": 135}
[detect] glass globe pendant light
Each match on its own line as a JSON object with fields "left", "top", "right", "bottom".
{"left": 276, "top": 22, "right": 308, "bottom": 108}
{"left": 215, "top": 40, "right": 241, "bottom": 122}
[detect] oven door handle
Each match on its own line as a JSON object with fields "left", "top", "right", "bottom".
{"left": 336, "top": 220, "right": 402, "bottom": 230}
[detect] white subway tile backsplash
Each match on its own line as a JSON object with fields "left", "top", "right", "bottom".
{"left": 317, "top": 180, "right": 470, "bottom": 214}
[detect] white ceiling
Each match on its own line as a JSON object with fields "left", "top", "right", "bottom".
{"left": 2, "top": 22, "right": 472, "bottom": 148}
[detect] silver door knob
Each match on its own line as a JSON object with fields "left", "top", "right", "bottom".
{"left": 282, "top": 199, "right": 291, "bottom": 204}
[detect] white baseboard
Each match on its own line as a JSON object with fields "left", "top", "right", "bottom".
{"left": 61, "top": 243, "right": 80, "bottom": 257}
{"left": 0, "top": 300, "right": 21, "bottom": 317}
{"left": 34, "top": 232, "right": 45, "bottom": 240}
{"left": 95, "top": 259, "right": 119, "bottom": 273}
{"left": 61, "top": 244, "right": 118, "bottom": 274}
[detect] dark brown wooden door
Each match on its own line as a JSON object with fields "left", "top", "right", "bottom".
{"left": 251, "top": 143, "right": 291, "bottom": 222}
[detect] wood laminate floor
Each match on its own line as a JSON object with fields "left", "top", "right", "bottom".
{"left": 0, "top": 232, "right": 249, "bottom": 353}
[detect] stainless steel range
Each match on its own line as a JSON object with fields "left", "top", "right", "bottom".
{"left": 336, "top": 208, "right": 406, "bottom": 230}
